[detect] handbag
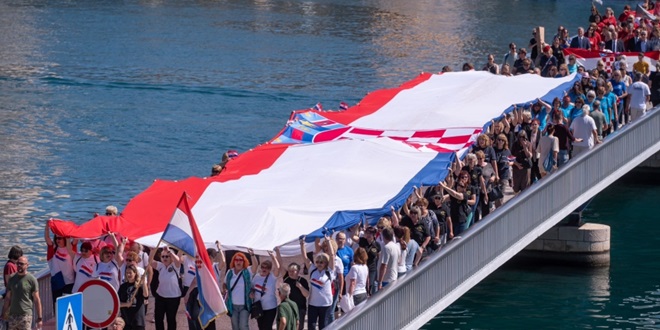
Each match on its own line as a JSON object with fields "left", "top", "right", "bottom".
{"left": 170, "top": 265, "right": 186, "bottom": 298}
{"left": 543, "top": 150, "right": 555, "bottom": 173}
{"left": 250, "top": 300, "right": 264, "bottom": 319}
{"left": 339, "top": 293, "right": 355, "bottom": 312}
{"left": 487, "top": 185, "right": 504, "bottom": 201}
{"left": 250, "top": 273, "right": 269, "bottom": 319}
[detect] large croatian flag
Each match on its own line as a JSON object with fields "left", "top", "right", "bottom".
{"left": 48, "top": 71, "right": 580, "bottom": 255}
{"left": 160, "top": 193, "right": 227, "bottom": 326}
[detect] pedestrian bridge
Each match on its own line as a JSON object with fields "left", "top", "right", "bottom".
{"left": 329, "top": 108, "right": 660, "bottom": 330}
{"left": 1, "top": 109, "right": 658, "bottom": 329}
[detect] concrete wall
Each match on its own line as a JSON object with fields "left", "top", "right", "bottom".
{"left": 521, "top": 223, "right": 611, "bottom": 266}
{"left": 525, "top": 223, "right": 610, "bottom": 253}
{"left": 640, "top": 150, "right": 660, "bottom": 168}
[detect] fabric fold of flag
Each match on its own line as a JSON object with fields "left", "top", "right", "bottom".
{"left": 160, "top": 193, "right": 227, "bottom": 327}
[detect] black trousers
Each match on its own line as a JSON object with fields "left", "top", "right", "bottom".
{"left": 155, "top": 296, "right": 180, "bottom": 330}
{"left": 257, "top": 308, "right": 277, "bottom": 330}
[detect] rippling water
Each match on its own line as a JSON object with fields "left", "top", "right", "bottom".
{"left": 1, "top": 0, "right": 659, "bottom": 327}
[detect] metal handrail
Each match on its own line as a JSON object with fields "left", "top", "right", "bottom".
{"left": 330, "top": 109, "right": 660, "bottom": 330}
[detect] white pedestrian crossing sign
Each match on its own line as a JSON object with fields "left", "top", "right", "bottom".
{"left": 57, "top": 292, "right": 83, "bottom": 330}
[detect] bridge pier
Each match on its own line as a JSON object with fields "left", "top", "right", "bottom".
{"left": 519, "top": 223, "right": 610, "bottom": 266}
{"left": 640, "top": 150, "right": 660, "bottom": 168}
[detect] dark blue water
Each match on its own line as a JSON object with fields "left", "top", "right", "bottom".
{"left": 1, "top": 0, "right": 659, "bottom": 327}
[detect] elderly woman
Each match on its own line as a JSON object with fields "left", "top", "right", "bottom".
{"left": 314, "top": 237, "right": 344, "bottom": 325}
{"left": 250, "top": 251, "right": 280, "bottom": 330}
{"left": 222, "top": 251, "right": 253, "bottom": 330}
{"left": 345, "top": 247, "right": 369, "bottom": 306}
{"left": 148, "top": 246, "right": 181, "bottom": 330}
{"left": 301, "top": 236, "right": 336, "bottom": 330}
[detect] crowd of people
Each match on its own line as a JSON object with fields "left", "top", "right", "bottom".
{"left": 1, "top": 3, "right": 658, "bottom": 330}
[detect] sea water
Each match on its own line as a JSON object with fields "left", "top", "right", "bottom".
{"left": 1, "top": 0, "right": 658, "bottom": 327}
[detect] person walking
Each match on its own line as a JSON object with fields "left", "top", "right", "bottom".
{"left": 628, "top": 72, "right": 651, "bottom": 122}
{"left": 276, "top": 283, "right": 300, "bottom": 330}
{"left": 1, "top": 256, "right": 43, "bottom": 330}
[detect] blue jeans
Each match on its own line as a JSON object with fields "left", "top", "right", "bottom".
{"left": 308, "top": 305, "right": 330, "bottom": 330}
{"left": 557, "top": 149, "right": 569, "bottom": 168}
{"left": 454, "top": 221, "right": 470, "bottom": 236}
{"left": 368, "top": 270, "right": 378, "bottom": 295}
{"left": 230, "top": 304, "right": 250, "bottom": 330}
{"left": 326, "top": 287, "right": 339, "bottom": 325}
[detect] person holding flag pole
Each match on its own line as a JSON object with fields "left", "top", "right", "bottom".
{"left": 148, "top": 245, "right": 181, "bottom": 330}
{"left": 153, "top": 192, "right": 227, "bottom": 330}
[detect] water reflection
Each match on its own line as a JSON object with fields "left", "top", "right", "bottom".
{"left": 0, "top": 4, "right": 56, "bottom": 274}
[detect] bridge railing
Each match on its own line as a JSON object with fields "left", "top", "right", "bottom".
{"left": 329, "top": 109, "right": 660, "bottom": 330}
{"left": 0, "top": 268, "right": 53, "bottom": 324}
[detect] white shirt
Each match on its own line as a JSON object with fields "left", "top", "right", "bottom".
{"left": 48, "top": 245, "right": 75, "bottom": 286}
{"left": 571, "top": 115, "right": 597, "bottom": 148}
{"left": 72, "top": 254, "right": 98, "bottom": 292}
{"left": 156, "top": 262, "right": 182, "bottom": 298}
{"left": 345, "top": 264, "right": 368, "bottom": 295}
{"left": 380, "top": 241, "right": 401, "bottom": 283}
{"left": 94, "top": 260, "right": 121, "bottom": 291}
{"left": 397, "top": 242, "right": 407, "bottom": 273}
{"left": 538, "top": 135, "right": 559, "bottom": 173}
{"left": 252, "top": 272, "right": 278, "bottom": 310}
{"left": 182, "top": 256, "right": 196, "bottom": 286}
{"left": 333, "top": 255, "right": 344, "bottom": 279}
{"left": 225, "top": 268, "right": 252, "bottom": 306}
{"left": 308, "top": 266, "right": 335, "bottom": 307}
{"left": 629, "top": 81, "right": 651, "bottom": 110}
{"left": 138, "top": 251, "right": 149, "bottom": 269}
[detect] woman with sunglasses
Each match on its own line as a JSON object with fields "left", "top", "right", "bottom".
{"left": 148, "top": 245, "right": 182, "bottom": 330}
{"left": 69, "top": 240, "right": 97, "bottom": 293}
{"left": 222, "top": 250, "right": 253, "bottom": 330}
{"left": 313, "top": 237, "right": 344, "bottom": 325}
{"left": 44, "top": 221, "right": 76, "bottom": 306}
{"left": 94, "top": 232, "right": 126, "bottom": 292}
{"left": 301, "top": 235, "right": 336, "bottom": 330}
{"left": 275, "top": 246, "right": 309, "bottom": 330}
{"left": 250, "top": 250, "right": 280, "bottom": 330}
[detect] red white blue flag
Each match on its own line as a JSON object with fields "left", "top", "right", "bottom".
{"left": 563, "top": 48, "right": 660, "bottom": 73}
{"left": 160, "top": 193, "right": 227, "bottom": 327}
{"left": 313, "top": 102, "right": 323, "bottom": 111}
